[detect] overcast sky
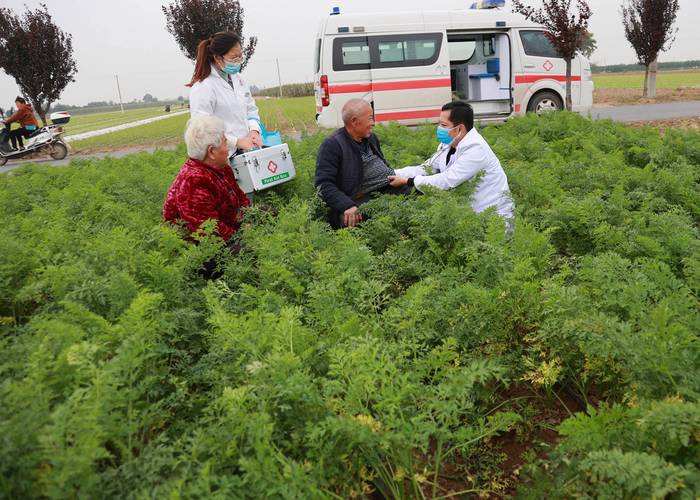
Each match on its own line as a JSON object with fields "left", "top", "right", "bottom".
{"left": 0, "top": 0, "right": 698, "bottom": 106}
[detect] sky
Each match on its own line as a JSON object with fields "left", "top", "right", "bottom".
{"left": 0, "top": 0, "right": 698, "bottom": 107}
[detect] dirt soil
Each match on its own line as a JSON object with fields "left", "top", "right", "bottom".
{"left": 594, "top": 87, "right": 700, "bottom": 107}
{"left": 628, "top": 117, "right": 700, "bottom": 133}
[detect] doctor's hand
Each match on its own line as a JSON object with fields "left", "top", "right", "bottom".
{"left": 248, "top": 130, "right": 263, "bottom": 148}
{"left": 388, "top": 175, "right": 408, "bottom": 188}
{"left": 236, "top": 136, "right": 255, "bottom": 151}
{"left": 343, "top": 206, "right": 363, "bottom": 228}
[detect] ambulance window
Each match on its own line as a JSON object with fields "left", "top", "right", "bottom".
{"left": 314, "top": 39, "right": 321, "bottom": 74}
{"left": 448, "top": 40, "right": 476, "bottom": 63}
{"left": 372, "top": 33, "right": 443, "bottom": 69}
{"left": 333, "top": 37, "right": 371, "bottom": 71}
{"left": 342, "top": 42, "right": 370, "bottom": 65}
{"left": 520, "top": 30, "right": 558, "bottom": 58}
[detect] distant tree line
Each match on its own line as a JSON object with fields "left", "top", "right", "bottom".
{"left": 592, "top": 59, "right": 700, "bottom": 74}
{"left": 253, "top": 82, "right": 314, "bottom": 98}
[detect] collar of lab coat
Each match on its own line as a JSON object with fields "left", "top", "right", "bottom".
{"left": 435, "top": 127, "right": 479, "bottom": 166}
{"left": 452, "top": 127, "right": 479, "bottom": 151}
{"left": 211, "top": 64, "right": 231, "bottom": 84}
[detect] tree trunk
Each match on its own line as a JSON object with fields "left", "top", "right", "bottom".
{"left": 565, "top": 58, "right": 573, "bottom": 111}
{"left": 28, "top": 98, "right": 47, "bottom": 126}
{"left": 643, "top": 67, "right": 649, "bottom": 98}
{"left": 38, "top": 103, "right": 47, "bottom": 127}
{"left": 649, "top": 58, "right": 658, "bottom": 99}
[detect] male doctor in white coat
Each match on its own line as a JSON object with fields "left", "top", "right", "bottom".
{"left": 388, "top": 101, "right": 514, "bottom": 232}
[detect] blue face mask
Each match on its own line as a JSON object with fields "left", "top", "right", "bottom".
{"left": 223, "top": 63, "right": 241, "bottom": 75}
{"left": 437, "top": 125, "right": 457, "bottom": 145}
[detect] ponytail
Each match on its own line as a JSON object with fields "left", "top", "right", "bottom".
{"left": 186, "top": 32, "right": 242, "bottom": 87}
{"left": 187, "top": 39, "right": 213, "bottom": 87}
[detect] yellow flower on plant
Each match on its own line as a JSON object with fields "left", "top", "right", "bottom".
{"left": 352, "top": 414, "right": 382, "bottom": 433}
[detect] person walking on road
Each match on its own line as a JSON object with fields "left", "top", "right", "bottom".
{"left": 187, "top": 31, "right": 262, "bottom": 155}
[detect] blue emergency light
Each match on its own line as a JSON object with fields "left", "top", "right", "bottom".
{"left": 330, "top": 6, "right": 340, "bottom": 15}
{"left": 470, "top": 0, "right": 506, "bottom": 9}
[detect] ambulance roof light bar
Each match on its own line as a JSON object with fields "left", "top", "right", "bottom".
{"left": 470, "top": 0, "right": 506, "bottom": 9}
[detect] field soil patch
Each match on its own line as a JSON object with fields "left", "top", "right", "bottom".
{"left": 594, "top": 87, "right": 700, "bottom": 107}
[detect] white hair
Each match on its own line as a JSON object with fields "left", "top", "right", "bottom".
{"left": 341, "top": 98, "right": 371, "bottom": 125}
{"left": 184, "top": 115, "right": 226, "bottom": 161}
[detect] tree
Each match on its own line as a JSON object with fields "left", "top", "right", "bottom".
{"left": 512, "top": 0, "right": 592, "bottom": 111}
{"left": 143, "top": 93, "right": 157, "bottom": 103}
{"left": 621, "top": 0, "right": 680, "bottom": 98}
{"left": 579, "top": 32, "right": 597, "bottom": 59}
{"left": 0, "top": 4, "right": 77, "bottom": 125}
{"left": 162, "top": 0, "right": 257, "bottom": 70}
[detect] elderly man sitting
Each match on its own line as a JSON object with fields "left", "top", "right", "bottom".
{"left": 315, "top": 98, "right": 411, "bottom": 228}
{"left": 163, "top": 115, "right": 250, "bottom": 243}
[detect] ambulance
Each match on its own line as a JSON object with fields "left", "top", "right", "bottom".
{"left": 313, "top": 0, "right": 593, "bottom": 128}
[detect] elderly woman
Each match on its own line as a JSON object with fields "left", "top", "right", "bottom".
{"left": 163, "top": 115, "right": 250, "bottom": 242}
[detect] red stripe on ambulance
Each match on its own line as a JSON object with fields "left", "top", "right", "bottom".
{"left": 374, "top": 109, "right": 442, "bottom": 122}
{"left": 330, "top": 78, "right": 451, "bottom": 94}
{"left": 514, "top": 74, "right": 582, "bottom": 84}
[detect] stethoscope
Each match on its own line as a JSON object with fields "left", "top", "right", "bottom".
{"left": 420, "top": 134, "right": 468, "bottom": 171}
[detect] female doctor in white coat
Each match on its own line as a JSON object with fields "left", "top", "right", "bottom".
{"left": 389, "top": 101, "right": 514, "bottom": 231}
{"left": 188, "top": 31, "right": 262, "bottom": 153}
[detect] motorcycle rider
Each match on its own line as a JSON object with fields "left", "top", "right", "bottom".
{"left": 1, "top": 97, "right": 39, "bottom": 151}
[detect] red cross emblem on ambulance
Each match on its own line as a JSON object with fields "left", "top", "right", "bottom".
{"left": 267, "top": 160, "right": 278, "bottom": 174}
{"left": 543, "top": 60, "right": 554, "bottom": 72}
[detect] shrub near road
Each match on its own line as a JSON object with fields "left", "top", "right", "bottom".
{"left": 0, "top": 113, "right": 698, "bottom": 498}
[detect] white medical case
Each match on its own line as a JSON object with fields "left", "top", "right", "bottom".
{"left": 230, "top": 144, "right": 296, "bottom": 194}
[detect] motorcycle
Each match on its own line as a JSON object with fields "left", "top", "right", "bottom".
{"left": 0, "top": 111, "right": 71, "bottom": 167}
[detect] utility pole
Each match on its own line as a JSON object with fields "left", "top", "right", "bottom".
{"left": 276, "top": 58, "right": 283, "bottom": 98}
{"left": 114, "top": 74, "right": 125, "bottom": 113}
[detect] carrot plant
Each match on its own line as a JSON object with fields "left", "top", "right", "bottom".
{"left": 1, "top": 113, "right": 698, "bottom": 498}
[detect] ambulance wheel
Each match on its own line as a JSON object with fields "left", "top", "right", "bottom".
{"left": 528, "top": 91, "right": 563, "bottom": 114}
{"left": 0, "top": 156, "right": 6, "bottom": 167}
{"left": 50, "top": 142, "right": 68, "bottom": 160}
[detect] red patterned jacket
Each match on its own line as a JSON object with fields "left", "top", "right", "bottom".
{"left": 163, "top": 158, "right": 250, "bottom": 241}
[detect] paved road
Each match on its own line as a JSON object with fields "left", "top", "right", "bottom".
{"left": 591, "top": 100, "right": 700, "bottom": 122}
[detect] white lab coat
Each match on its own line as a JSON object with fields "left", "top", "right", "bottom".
{"left": 189, "top": 65, "right": 261, "bottom": 154}
{"left": 395, "top": 128, "right": 514, "bottom": 219}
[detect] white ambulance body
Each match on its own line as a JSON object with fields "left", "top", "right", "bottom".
{"left": 313, "top": 6, "right": 593, "bottom": 128}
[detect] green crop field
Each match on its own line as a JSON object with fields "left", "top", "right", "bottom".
{"left": 70, "top": 96, "right": 316, "bottom": 152}
{"left": 62, "top": 106, "right": 186, "bottom": 136}
{"left": 593, "top": 70, "right": 700, "bottom": 89}
{"left": 2, "top": 113, "right": 699, "bottom": 498}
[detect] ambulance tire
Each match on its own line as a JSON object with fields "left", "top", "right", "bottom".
{"left": 527, "top": 91, "right": 563, "bottom": 114}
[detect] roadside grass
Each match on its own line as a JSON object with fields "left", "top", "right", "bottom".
{"left": 593, "top": 70, "right": 700, "bottom": 89}
{"left": 70, "top": 96, "right": 317, "bottom": 152}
